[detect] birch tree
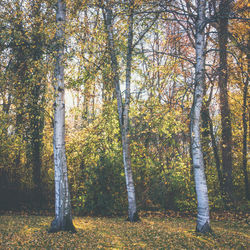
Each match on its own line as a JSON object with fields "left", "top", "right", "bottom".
{"left": 190, "top": 0, "right": 211, "bottom": 233}
{"left": 101, "top": 0, "right": 139, "bottom": 222}
{"left": 49, "top": 0, "right": 75, "bottom": 233}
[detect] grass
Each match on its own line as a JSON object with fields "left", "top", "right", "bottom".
{"left": 0, "top": 212, "right": 249, "bottom": 249}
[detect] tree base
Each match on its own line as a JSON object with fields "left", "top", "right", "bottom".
{"left": 196, "top": 221, "right": 212, "bottom": 234}
{"left": 126, "top": 211, "right": 140, "bottom": 222}
{"left": 48, "top": 216, "right": 77, "bottom": 233}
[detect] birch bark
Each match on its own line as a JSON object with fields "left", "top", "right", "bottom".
{"left": 102, "top": 1, "right": 138, "bottom": 222}
{"left": 190, "top": 0, "right": 211, "bottom": 233}
{"left": 123, "top": 1, "right": 139, "bottom": 221}
{"left": 49, "top": 0, "right": 75, "bottom": 233}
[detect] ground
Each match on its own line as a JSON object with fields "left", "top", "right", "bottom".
{"left": 0, "top": 212, "right": 249, "bottom": 249}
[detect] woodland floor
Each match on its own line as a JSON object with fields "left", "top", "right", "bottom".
{"left": 0, "top": 211, "right": 249, "bottom": 249}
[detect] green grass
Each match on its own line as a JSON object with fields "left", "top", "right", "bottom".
{"left": 0, "top": 213, "right": 249, "bottom": 249}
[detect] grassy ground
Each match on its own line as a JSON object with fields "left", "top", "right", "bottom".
{"left": 0, "top": 212, "right": 249, "bottom": 249}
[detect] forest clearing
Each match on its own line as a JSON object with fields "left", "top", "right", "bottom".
{"left": 0, "top": 212, "right": 249, "bottom": 249}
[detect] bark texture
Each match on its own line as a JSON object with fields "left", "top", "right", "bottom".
{"left": 190, "top": 0, "right": 211, "bottom": 234}
{"left": 102, "top": 1, "right": 138, "bottom": 222}
{"left": 123, "top": 2, "right": 139, "bottom": 222}
{"left": 242, "top": 37, "right": 249, "bottom": 200}
{"left": 218, "top": 0, "right": 233, "bottom": 200}
{"left": 207, "top": 111, "right": 224, "bottom": 192}
{"left": 49, "top": 0, "right": 75, "bottom": 233}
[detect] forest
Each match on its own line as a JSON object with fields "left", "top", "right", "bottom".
{"left": 0, "top": 0, "right": 249, "bottom": 244}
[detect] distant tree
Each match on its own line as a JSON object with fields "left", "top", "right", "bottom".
{"left": 217, "top": 0, "right": 234, "bottom": 201}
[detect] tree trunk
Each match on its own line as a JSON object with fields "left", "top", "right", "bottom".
{"left": 30, "top": 92, "right": 44, "bottom": 207}
{"left": 242, "top": 37, "right": 249, "bottom": 200}
{"left": 218, "top": 0, "right": 233, "bottom": 200}
{"left": 201, "top": 104, "right": 210, "bottom": 169}
{"left": 190, "top": 0, "right": 211, "bottom": 233}
{"left": 49, "top": 0, "right": 75, "bottom": 233}
{"left": 102, "top": 2, "right": 138, "bottom": 222}
{"left": 123, "top": 1, "right": 139, "bottom": 222}
{"left": 202, "top": 94, "right": 224, "bottom": 194}
{"left": 207, "top": 110, "right": 224, "bottom": 192}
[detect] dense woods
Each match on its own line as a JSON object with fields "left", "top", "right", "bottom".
{"left": 0, "top": 0, "right": 249, "bottom": 234}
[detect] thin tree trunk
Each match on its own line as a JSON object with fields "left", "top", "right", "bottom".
{"left": 30, "top": 95, "right": 45, "bottom": 207}
{"left": 49, "top": 0, "right": 75, "bottom": 233}
{"left": 190, "top": 0, "right": 211, "bottom": 233}
{"left": 30, "top": 83, "right": 44, "bottom": 208}
{"left": 207, "top": 111, "right": 224, "bottom": 192}
{"left": 102, "top": 2, "right": 138, "bottom": 222}
{"left": 201, "top": 105, "right": 210, "bottom": 169}
{"left": 242, "top": 37, "right": 249, "bottom": 200}
{"left": 218, "top": 0, "right": 233, "bottom": 200}
{"left": 202, "top": 85, "right": 224, "bottom": 192}
{"left": 123, "top": 1, "right": 139, "bottom": 221}
{"left": 30, "top": 105, "right": 43, "bottom": 206}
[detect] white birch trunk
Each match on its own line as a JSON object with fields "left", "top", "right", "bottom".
{"left": 49, "top": 0, "right": 75, "bottom": 233}
{"left": 190, "top": 0, "right": 211, "bottom": 233}
{"left": 123, "top": 2, "right": 138, "bottom": 221}
{"left": 102, "top": 3, "right": 138, "bottom": 222}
